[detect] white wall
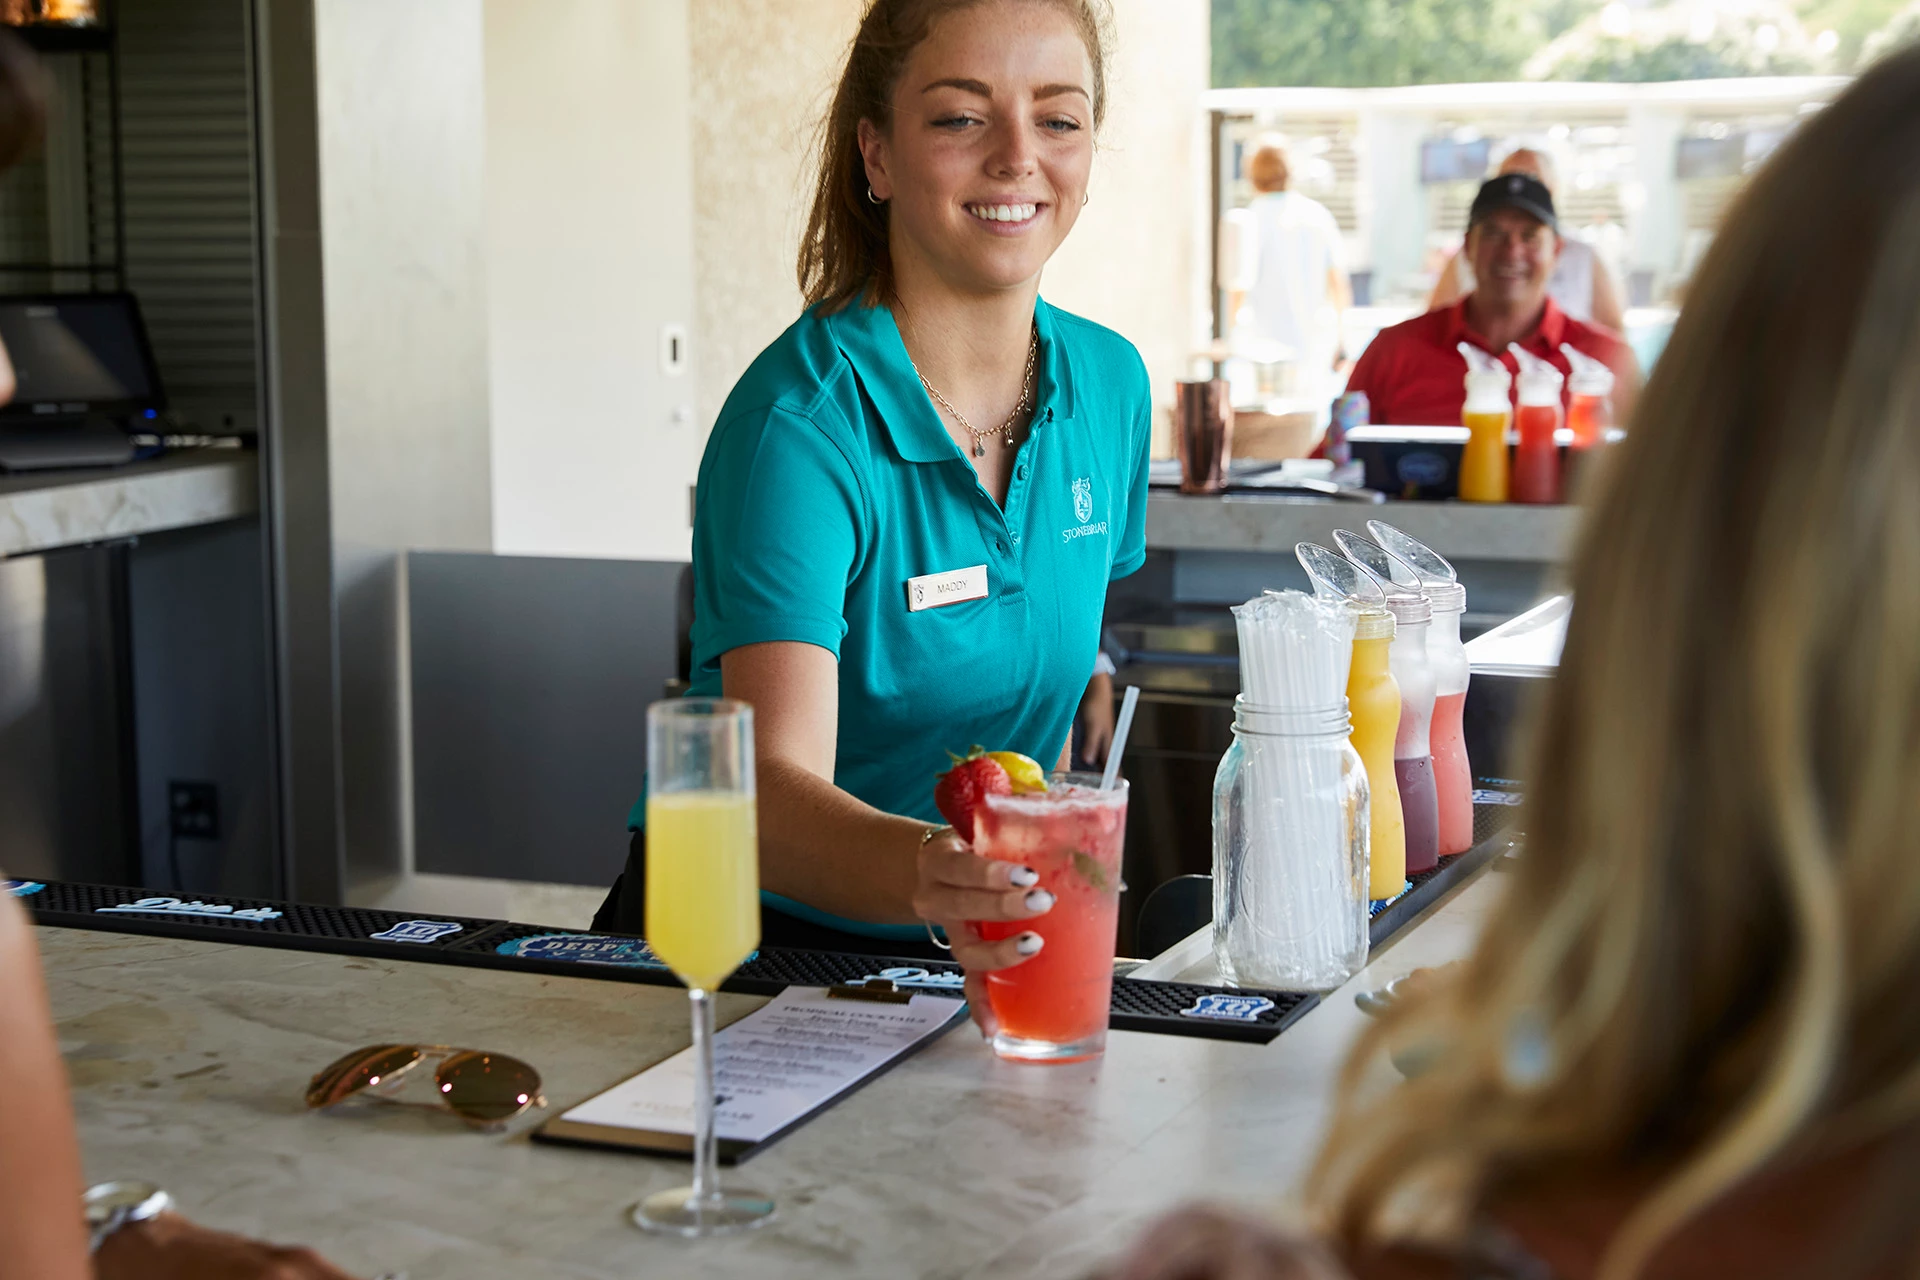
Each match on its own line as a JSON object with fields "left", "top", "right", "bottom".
{"left": 314, "top": 0, "right": 493, "bottom": 887}
{"left": 689, "top": 0, "right": 863, "bottom": 436}
{"left": 483, "top": 0, "right": 701, "bottom": 561}
{"left": 1042, "top": 0, "right": 1210, "bottom": 456}
{"left": 316, "top": 0, "right": 493, "bottom": 555}
{"left": 688, "top": 0, "right": 1208, "bottom": 458}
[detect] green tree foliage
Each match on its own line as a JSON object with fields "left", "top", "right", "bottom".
{"left": 1540, "top": 33, "right": 1816, "bottom": 80}
{"left": 1859, "top": 0, "right": 1920, "bottom": 63}
{"left": 1211, "top": 0, "right": 1545, "bottom": 88}
{"left": 1800, "top": 0, "right": 1910, "bottom": 65}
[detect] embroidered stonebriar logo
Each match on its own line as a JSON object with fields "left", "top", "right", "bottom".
{"left": 1072, "top": 476, "right": 1093, "bottom": 523}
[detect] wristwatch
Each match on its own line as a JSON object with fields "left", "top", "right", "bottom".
{"left": 84, "top": 1180, "right": 173, "bottom": 1253}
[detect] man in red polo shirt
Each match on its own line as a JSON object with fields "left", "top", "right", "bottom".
{"left": 1346, "top": 174, "right": 1641, "bottom": 426}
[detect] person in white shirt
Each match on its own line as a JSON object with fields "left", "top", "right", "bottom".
{"left": 1222, "top": 135, "right": 1352, "bottom": 393}
{"left": 1430, "top": 146, "right": 1627, "bottom": 333}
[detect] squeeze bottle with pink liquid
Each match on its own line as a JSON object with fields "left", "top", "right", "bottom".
{"left": 1507, "top": 345, "right": 1564, "bottom": 505}
{"left": 1333, "top": 530, "right": 1440, "bottom": 877}
{"left": 1367, "top": 522, "right": 1473, "bottom": 857}
{"left": 1560, "top": 343, "right": 1615, "bottom": 449}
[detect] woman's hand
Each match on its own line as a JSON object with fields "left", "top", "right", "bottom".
{"left": 1078, "top": 671, "right": 1116, "bottom": 767}
{"left": 96, "top": 1212, "right": 361, "bottom": 1280}
{"left": 912, "top": 827, "right": 1053, "bottom": 1037}
{"left": 1102, "top": 1206, "right": 1351, "bottom": 1280}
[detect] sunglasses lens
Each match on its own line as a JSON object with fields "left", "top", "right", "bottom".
{"left": 305, "top": 1045, "right": 423, "bottom": 1108}
{"left": 435, "top": 1051, "right": 542, "bottom": 1123}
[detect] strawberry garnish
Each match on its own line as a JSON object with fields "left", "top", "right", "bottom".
{"left": 933, "top": 746, "right": 1012, "bottom": 842}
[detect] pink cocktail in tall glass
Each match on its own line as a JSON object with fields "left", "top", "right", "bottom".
{"left": 973, "top": 774, "right": 1128, "bottom": 1063}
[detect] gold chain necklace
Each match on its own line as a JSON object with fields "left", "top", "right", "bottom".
{"left": 913, "top": 327, "right": 1039, "bottom": 458}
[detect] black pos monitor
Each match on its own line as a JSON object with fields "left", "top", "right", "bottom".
{"left": 0, "top": 292, "right": 165, "bottom": 472}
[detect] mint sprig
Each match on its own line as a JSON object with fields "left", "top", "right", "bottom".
{"left": 1073, "top": 850, "right": 1111, "bottom": 893}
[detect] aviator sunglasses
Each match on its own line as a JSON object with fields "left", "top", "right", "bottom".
{"left": 306, "top": 1044, "right": 545, "bottom": 1127}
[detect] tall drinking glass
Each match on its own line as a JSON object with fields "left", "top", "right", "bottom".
{"left": 973, "top": 774, "right": 1128, "bottom": 1063}
{"left": 632, "top": 698, "right": 775, "bottom": 1236}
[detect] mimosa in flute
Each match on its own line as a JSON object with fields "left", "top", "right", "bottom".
{"left": 632, "top": 698, "right": 775, "bottom": 1238}
{"left": 646, "top": 791, "right": 758, "bottom": 992}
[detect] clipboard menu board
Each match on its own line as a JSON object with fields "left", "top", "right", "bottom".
{"left": 535, "top": 986, "right": 967, "bottom": 1164}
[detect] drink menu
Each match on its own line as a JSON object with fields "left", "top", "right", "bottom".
{"left": 537, "top": 986, "right": 966, "bottom": 1162}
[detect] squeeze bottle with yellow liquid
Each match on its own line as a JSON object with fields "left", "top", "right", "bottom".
{"left": 1457, "top": 343, "right": 1512, "bottom": 504}
{"left": 1294, "top": 543, "right": 1405, "bottom": 897}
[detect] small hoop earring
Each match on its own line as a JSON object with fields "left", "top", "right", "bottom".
{"left": 1082, "top": 192, "right": 1089, "bottom": 206}
{"left": 867, "top": 184, "right": 884, "bottom": 205}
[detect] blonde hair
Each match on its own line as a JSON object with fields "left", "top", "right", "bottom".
{"left": 797, "top": 0, "right": 1113, "bottom": 315}
{"left": 1312, "top": 46, "right": 1920, "bottom": 1280}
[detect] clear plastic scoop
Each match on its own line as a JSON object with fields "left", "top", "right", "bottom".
{"left": 1457, "top": 341, "right": 1506, "bottom": 376}
{"left": 1294, "top": 541, "right": 1387, "bottom": 606}
{"left": 1365, "top": 521, "right": 1458, "bottom": 588}
{"left": 1506, "top": 344, "right": 1559, "bottom": 378}
{"left": 1332, "top": 529, "right": 1425, "bottom": 598}
{"left": 1559, "top": 342, "right": 1616, "bottom": 394}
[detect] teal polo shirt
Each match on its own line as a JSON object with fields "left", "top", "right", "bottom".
{"left": 630, "top": 297, "right": 1151, "bottom": 937}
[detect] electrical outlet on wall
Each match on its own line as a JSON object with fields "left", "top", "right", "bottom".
{"left": 169, "top": 781, "right": 219, "bottom": 840}
{"left": 660, "top": 323, "right": 688, "bottom": 377}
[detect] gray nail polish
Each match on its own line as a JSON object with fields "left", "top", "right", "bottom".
{"left": 1024, "top": 889, "right": 1055, "bottom": 913}
{"left": 1016, "top": 932, "right": 1044, "bottom": 956}
{"left": 1009, "top": 866, "right": 1039, "bottom": 888}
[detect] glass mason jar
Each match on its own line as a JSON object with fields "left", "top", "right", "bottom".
{"left": 1211, "top": 697, "right": 1371, "bottom": 992}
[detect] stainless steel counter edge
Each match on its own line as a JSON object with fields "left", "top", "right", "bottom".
{"left": 0, "top": 451, "right": 260, "bottom": 557}
{"left": 1146, "top": 491, "right": 1581, "bottom": 562}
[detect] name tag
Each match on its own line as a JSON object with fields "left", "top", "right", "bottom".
{"left": 906, "top": 564, "right": 988, "bottom": 612}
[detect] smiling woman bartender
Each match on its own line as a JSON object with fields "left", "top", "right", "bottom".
{"left": 592, "top": 0, "right": 1149, "bottom": 1012}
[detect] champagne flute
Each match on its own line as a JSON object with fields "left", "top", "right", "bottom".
{"left": 632, "top": 698, "right": 776, "bottom": 1236}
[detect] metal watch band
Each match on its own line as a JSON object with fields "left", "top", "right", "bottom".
{"left": 83, "top": 1181, "right": 173, "bottom": 1254}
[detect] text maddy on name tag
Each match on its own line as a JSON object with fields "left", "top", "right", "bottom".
{"left": 905, "top": 564, "right": 988, "bottom": 613}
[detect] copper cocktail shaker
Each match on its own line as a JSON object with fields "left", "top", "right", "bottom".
{"left": 1175, "top": 378, "right": 1233, "bottom": 494}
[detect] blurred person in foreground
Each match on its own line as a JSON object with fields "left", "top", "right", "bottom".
{"left": 1111, "top": 43, "right": 1920, "bottom": 1280}
{"left": 1, "top": 892, "right": 355, "bottom": 1277}
{"left": 1221, "top": 134, "right": 1351, "bottom": 399}
{"left": 1344, "top": 172, "right": 1639, "bottom": 427}
{"left": 1428, "top": 146, "right": 1626, "bottom": 333}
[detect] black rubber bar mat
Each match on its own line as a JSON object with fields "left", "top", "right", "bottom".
{"left": 17, "top": 808, "right": 1512, "bottom": 1047}
{"left": 1367, "top": 827, "right": 1512, "bottom": 946}
{"left": 18, "top": 879, "right": 1315, "bottom": 1043}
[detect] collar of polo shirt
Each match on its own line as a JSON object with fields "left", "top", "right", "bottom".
{"left": 825, "top": 299, "right": 1080, "bottom": 464}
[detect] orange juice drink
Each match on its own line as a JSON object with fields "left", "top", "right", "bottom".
{"left": 1348, "top": 610, "right": 1406, "bottom": 897}
{"left": 1459, "top": 364, "right": 1512, "bottom": 503}
{"left": 973, "top": 776, "right": 1127, "bottom": 1063}
{"left": 1460, "top": 409, "right": 1511, "bottom": 503}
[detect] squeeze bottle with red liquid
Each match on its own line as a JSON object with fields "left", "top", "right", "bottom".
{"left": 1508, "top": 344, "right": 1563, "bottom": 505}
{"left": 1295, "top": 542, "right": 1405, "bottom": 898}
{"left": 1560, "top": 342, "right": 1615, "bottom": 449}
{"left": 1457, "top": 343, "right": 1511, "bottom": 504}
{"left": 1333, "top": 531, "right": 1439, "bottom": 878}
{"left": 1367, "top": 521, "right": 1472, "bottom": 858}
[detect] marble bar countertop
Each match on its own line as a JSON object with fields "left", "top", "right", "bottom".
{"left": 0, "top": 449, "right": 258, "bottom": 557}
{"left": 1146, "top": 491, "right": 1579, "bottom": 563}
{"left": 39, "top": 865, "right": 1502, "bottom": 1280}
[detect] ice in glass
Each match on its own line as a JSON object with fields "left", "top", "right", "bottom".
{"left": 973, "top": 774, "right": 1127, "bottom": 1063}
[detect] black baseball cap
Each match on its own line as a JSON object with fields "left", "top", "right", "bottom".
{"left": 1469, "top": 173, "right": 1558, "bottom": 232}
